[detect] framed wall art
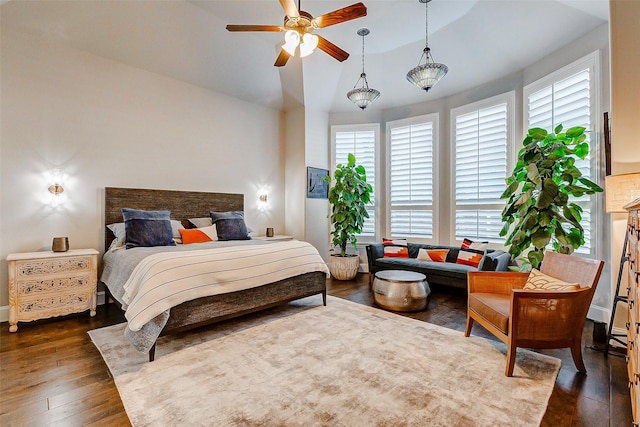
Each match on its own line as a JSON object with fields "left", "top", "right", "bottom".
{"left": 307, "top": 167, "right": 329, "bottom": 199}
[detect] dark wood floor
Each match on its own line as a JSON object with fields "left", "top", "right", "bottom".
{"left": 0, "top": 273, "right": 632, "bottom": 426}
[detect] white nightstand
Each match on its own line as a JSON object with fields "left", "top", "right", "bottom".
{"left": 7, "top": 248, "right": 99, "bottom": 332}
{"left": 252, "top": 235, "right": 294, "bottom": 242}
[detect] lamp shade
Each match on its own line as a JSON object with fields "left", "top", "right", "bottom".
{"left": 605, "top": 173, "right": 640, "bottom": 212}
{"left": 406, "top": 63, "right": 448, "bottom": 92}
{"left": 347, "top": 87, "right": 381, "bottom": 110}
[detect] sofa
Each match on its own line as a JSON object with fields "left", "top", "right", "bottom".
{"left": 365, "top": 243, "right": 511, "bottom": 290}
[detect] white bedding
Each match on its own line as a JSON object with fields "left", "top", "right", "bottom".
{"left": 121, "top": 240, "right": 329, "bottom": 331}
{"left": 100, "top": 239, "right": 329, "bottom": 352}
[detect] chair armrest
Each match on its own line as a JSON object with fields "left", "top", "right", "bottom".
{"left": 365, "top": 244, "right": 384, "bottom": 272}
{"left": 510, "top": 287, "right": 594, "bottom": 342}
{"left": 467, "top": 272, "right": 529, "bottom": 295}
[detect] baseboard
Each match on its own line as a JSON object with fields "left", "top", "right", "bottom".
{"left": 587, "top": 303, "right": 610, "bottom": 325}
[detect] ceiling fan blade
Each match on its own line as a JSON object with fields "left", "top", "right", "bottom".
{"left": 226, "top": 25, "right": 284, "bottom": 32}
{"left": 279, "top": 0, "right": 300, "bottom": 18}
{"left": 316, "top": 35, "right": 349, "bottom": 62}
{"left": 313, "top": 2, "right": 367, "bottom": 29}
{"left": 274, "top": 49, "right": 291, "bottom": 67}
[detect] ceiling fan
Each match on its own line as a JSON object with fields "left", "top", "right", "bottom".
{"left": 226, "top": 0, "right": 367, "bottom": 67}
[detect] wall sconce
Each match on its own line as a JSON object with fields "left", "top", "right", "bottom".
{"left": 258, "top": 192, "right": 268, "bottom": 211}
{"left": 48, "top": 183, "right": 64, "bottom": 196}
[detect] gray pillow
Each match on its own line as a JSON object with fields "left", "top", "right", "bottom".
{"left": 210, "top": 210, "right": 244, "bottom": 224}
{"left": 122, "top": 208, "right": 175, "bottom": 249}
{"left": 215, "top": 217, "right": 251, "bottom": 241}
{"left": 108, "top": 220, "right": 183, "bottom": 248}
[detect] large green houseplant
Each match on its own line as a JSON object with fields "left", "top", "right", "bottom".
{"left": 325, "top": 153, "right": 373, "bottom": 280}
{"left": 500, "top": 124, "right": 603, "bottom": 269}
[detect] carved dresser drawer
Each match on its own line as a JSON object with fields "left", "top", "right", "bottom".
{"left": 626, "top": 200, "right": 640, "bottom": 426}
{"left": 7, "top": 249, "right": 99, "bottom": 332}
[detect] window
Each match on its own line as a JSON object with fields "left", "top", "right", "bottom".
{"left": 331, "top": 124, "right": 379, "bottom": 240}
{"left": 524, "top": 51, "right": 600, "bottom": 254}
{"left": 451, "top": 92, "right": 515, "bottom": 243}
{"left": 387, "top": 114, "right": 438, "bottom": 241}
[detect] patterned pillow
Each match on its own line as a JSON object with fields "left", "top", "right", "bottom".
{"left": 122, "top": 208, "right": 175, "bottom": 249}
{"left": 179, "top": 225, "right": 218, "bottom": 244}
{"left": 461, "top": 238, "right": 488, "bottom": 251}
{"left": 523, "top": 269, "right": 580, "bottom": 291}
{"left": 456, "top": 248, "right": 484, "bottom": 268}
{"left": 215, "top": 217, "right": 251, "bottom": 241}
{"left": 417, "top": 248, "right": 449, "bottom": 262}
{"left": 382, "top": 238, "right": 409, "bottom": 258}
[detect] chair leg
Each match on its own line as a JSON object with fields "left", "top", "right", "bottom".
{"left": 571, "top": 340, "right": 587, "bottom": 374}
{"left": 464, "top": 313, "right": 474, "bottom": 337}
{"left": 505, "top": 342, "right": 517, "bottom": 377}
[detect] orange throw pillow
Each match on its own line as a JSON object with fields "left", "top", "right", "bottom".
{"left": 417, "top": 248, "right": 449, "bottom": 262}
{"left": 179, "top": 228, "right": 213, "bottom": 244}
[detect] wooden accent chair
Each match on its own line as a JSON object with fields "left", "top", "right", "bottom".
{"left": 464, "top": 251, "right": 604, "bottom": 377}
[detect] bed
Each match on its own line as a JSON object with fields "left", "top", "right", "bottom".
{"left": 101, "top": 187, "right": 328, "bottom": 361}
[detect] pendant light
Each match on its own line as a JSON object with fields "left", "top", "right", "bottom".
{"left": 347, "top": 28, "right": 380, "bottom": 110}
{"left": 406, "top": 0, "right": 448, "bottom": 92}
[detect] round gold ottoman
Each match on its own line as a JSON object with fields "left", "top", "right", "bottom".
{"left": 373, "top": 270, "right": 430, "bottom": 312}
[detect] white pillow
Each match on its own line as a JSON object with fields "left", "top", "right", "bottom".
{"left": 188, "top": 217, "right": 213, "bottom": 228}
{"left": 197, "top": 224, "right": 218, "bottom": 241}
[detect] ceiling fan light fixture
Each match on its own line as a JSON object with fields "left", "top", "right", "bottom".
{"left": 299, "top": 33, "right": 319, "bottom": 58}
{"left": 282, "top": 30, "right": 300, "bottom": 56}
{"left": 347, "top": 28, "right": 380, "bottom": 110}
{"left": 407, "top": 0, "right": 448, "bottom": 92}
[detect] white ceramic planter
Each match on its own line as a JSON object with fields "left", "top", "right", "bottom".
{"left": 328, "top": 254, "right": 360, "bottom": 280}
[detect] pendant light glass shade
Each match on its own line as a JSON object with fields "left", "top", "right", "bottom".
{"left": 407, "top": 0, "right": 447, "bottom": 92}
{"left": 406, "top": 48, "right": 448, "bottom": 92}
{"left": 347, "top": 28, "right": 380, "bottom": 110}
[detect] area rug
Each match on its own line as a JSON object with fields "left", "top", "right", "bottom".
{"left": 89, "top": 295, "right": 560, "bottom": 426}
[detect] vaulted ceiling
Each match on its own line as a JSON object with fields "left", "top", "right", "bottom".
{"left": 1, "top": 0, "right": 609, "bottom": 112}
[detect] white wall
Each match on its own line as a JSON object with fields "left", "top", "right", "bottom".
{"left": 284, "top": 106, "right": 306, "bottom": 240}
{"left": 0, "top": 29, "right": 286, "bottom": 310}
{"left": 304, "top": 109, "right": 330, "bottom": 262}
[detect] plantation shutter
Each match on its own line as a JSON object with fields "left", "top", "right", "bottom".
{"left": 334, "top": 130, "right": 376, "bottom": 237}
{"left": 454, "top": 102, "right": 509, "bottom": 242}
{"left": 526, "top": 67, "right": 593, "bottom": 251}
{"left": 389, "top": 120, "right": 434, "bottom": 238}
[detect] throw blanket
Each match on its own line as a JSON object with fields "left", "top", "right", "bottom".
{"left": 121, "top": 240, "right": 329, "bottom": 332}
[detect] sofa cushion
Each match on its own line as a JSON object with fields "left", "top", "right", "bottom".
{"left": 456, "top": 248, "right": 484, "bottom": 268}
{"left": 417, "top": 248, "right": 449, "bottom": 262}
{"left": 383, "top": 238, "right": 409, "bottom": 258}
{"left": 469, "top": 292, "right": 510, "bottom": 334}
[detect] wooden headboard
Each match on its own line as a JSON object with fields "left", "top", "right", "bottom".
{"left": 104, "top": 187, "right": 244, "bottom": 250}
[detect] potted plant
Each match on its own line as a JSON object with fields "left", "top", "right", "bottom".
{"left": 325, "top": 153, "right": 373, "bottom": 280}
{"left": 500, "top": 124, "right": 603, "bottom": 270}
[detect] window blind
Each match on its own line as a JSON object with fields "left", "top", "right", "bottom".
{"left": 526, "top": 67, "right": 594, "bottom": 252}
{"left": 389, "top": 120, "right": 434, "bottom": 239}
{"left": 334, "top": 130, "right": 376, "bottom": 237}
{"left": 454, "top": 102, "right": 508, "bottom": 242}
